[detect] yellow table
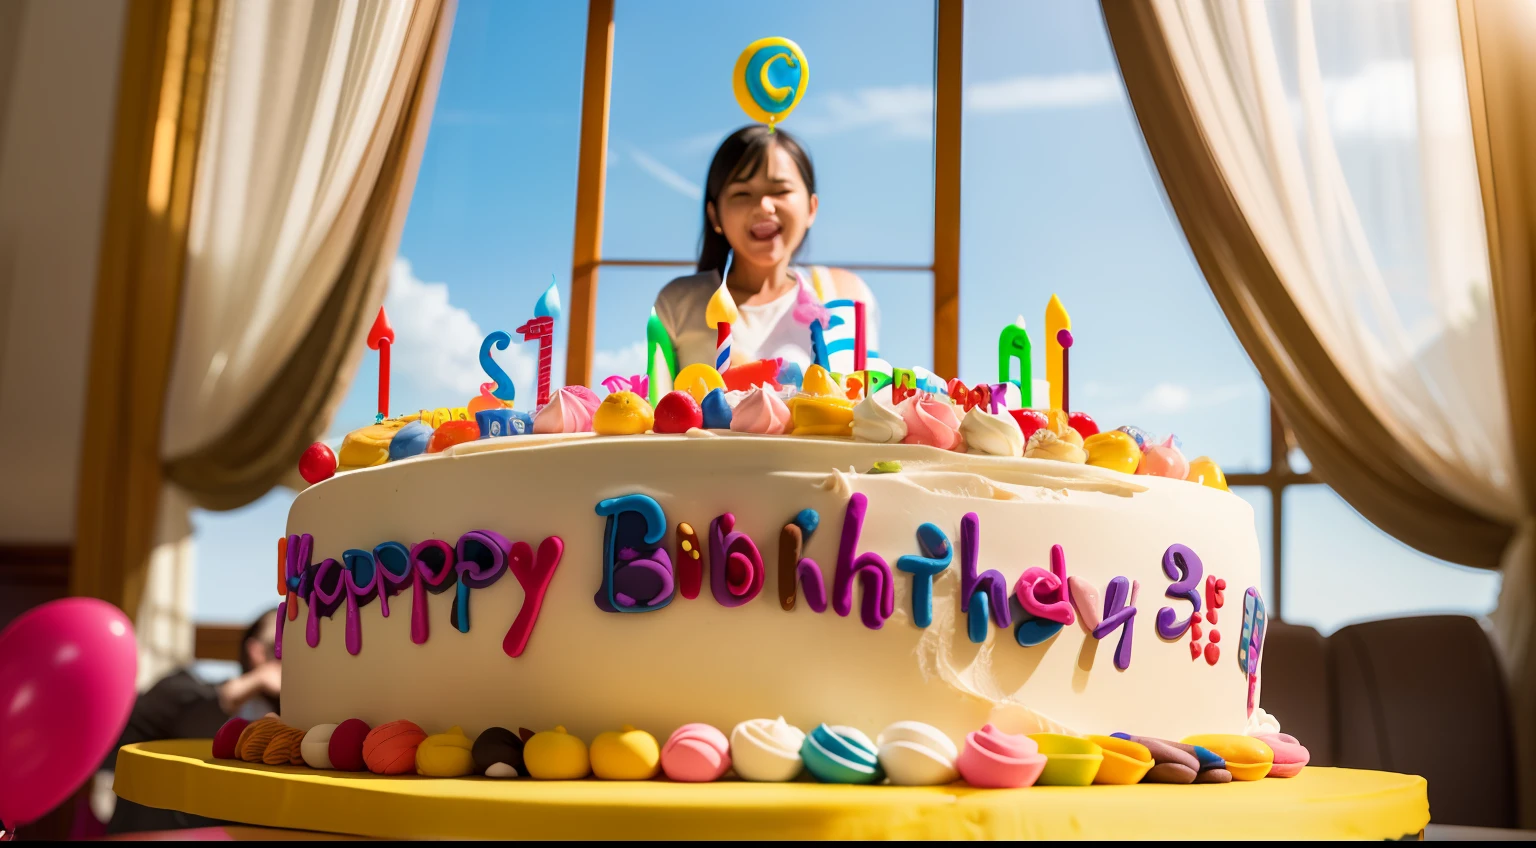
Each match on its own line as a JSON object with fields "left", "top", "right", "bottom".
{"left": 116, "top": 741, "right": 1429, "bottom": 840}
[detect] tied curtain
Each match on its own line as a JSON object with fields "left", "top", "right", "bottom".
{"left": 77, "top": 0, "right": 455, "bottom": 685}
{"left": 1102, "top": 0, "right": 1536, "bottom": 825}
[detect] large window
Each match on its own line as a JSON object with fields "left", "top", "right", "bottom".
{"left": 191, "top": 0, "right": 1500, "bottom": 644}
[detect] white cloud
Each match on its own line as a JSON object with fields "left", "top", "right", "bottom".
{"left": 592, "top": 341, "right": 648, "bottom": 383}
{"left": 1139, "top": 382, "right": 1194, "bottom": 414}
{"left": 385, "top": 258, "right": 534, "bottom": 400}
{"left": 627, "top": 147, "right": 703, "bottom": 200}
{"left": 789, "top": 72, "right": 1122, "bottom": 139}
{"left": 1134, "top": 381, "right": 1257, "bottom": 415}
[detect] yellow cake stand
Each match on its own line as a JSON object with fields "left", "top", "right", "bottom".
{"left": 115, "top": 741, "right": 1428, "bottom": 840}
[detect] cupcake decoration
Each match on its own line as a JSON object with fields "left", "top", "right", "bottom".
{"left": 730, "top": 717, "right": 806, "bottom": 782}
{"left": 876, "top": 721, "right": 959, "bottom": 786}
{"left": 801, "top": 724, "right": 883, "bottom": 784}
{"left": 661, "top": 723, "right": 732, "bottom": 783}
{"left": 955, "top": 724, "right": 1046, "bottom": 788}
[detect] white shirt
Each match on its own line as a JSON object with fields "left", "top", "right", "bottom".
{"left": 654, "top": 266, "right": 880, "bottom": 370}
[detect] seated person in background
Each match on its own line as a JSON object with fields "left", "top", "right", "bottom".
{"left": 102, "top": 610, "right": 281, "bottom": 834}
{"left": 655, "top": 125, "right": 879, "bottom": 370}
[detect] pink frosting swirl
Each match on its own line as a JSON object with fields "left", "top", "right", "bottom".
{"left": 661, "top": 723, "right": 732, "bottom": 782}
{"left": 563, "top": 385, "right": 602, "bottom": 413}
{"left": 729, "top": 387, "right": 791, "bottom": 435}
{"left": 898, "top": 393, "right": 963, "bottom": 451}
{"left": 533, "top": 387, "right": 596, "bottom": 434}
{"left": 955, "top": 724, "right": 1046, "bottom": 788}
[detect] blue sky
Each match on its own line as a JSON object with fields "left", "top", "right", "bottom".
{"left": 192, "top": 0, "right": 1500, "bottom": 631}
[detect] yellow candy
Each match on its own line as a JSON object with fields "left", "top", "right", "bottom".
{"left": 415, "top": 725, "right": 475, "bottom": 777}
{"left": 674, "top": 363, "right": 726, "bottom": 403}
{"left": 801, "top": 364, "right": 843, "bottom": 398}
{"left": 1181, "top": 734, "right": 1274, "bottom": 781}
{"left": 1028, "top": 733, "right": 1103, "bottom": 786}
{"left": 1186, "top": 456, "right": 1229, "bottom": 490}
{"left": 589, "top": 724, "right": 660, "bottom": 780}
{"left": 336, "top": 420, "right": 408, "bottom": 470}
{"left": 1084, "top": 431, "right": 1142, "bottom": 475}
{"left": 1086, "top": 734, "right": 1153, "bottom": 785}
{"left": 787, "top": 395, "right": 855, "bottom": 437}
{"left": 592, "top": 391, "right": 655, "bottom": 436}
{"left": 525, "top": 726, "right": 591, "bottom": 780}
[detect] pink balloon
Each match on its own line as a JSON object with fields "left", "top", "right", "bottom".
{"left": 0, "top": 598, "right": 137, "bottom": 826}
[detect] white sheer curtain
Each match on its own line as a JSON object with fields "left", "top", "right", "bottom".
{"left": 137, "top": 0, "right": 435, "bottom": 677}
{"left": 1168, "top": 0, "right": 1520, "bottom": 525}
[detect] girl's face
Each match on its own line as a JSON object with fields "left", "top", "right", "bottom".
{"left": 710, "top": 142, "right": 818, "bottom": 271}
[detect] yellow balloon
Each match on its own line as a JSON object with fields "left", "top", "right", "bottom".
{"left": 1186, "top": 456, "right": 1229, "bottom": 490}
{"left": 674, "top": 363, "right": 726, "bottom": 403}
{"left": 733, "top": 37, "right": 810, "bottom": 127}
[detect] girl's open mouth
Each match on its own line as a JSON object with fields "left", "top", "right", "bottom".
{"left": 748, "top": 221, "right": 782, "bottom": 241}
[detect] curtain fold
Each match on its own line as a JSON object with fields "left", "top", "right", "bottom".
{"left": 1103, "top": 0, "right": 1535, "bottom": 824}
{"left": 1455, "top": 0, "right": 1536, "bottom": 826}
{"left": 161, "top": 0, "right": 455, "bottom": 509}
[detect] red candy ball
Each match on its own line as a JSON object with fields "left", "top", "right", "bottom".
{"left": 428, "top": 419, "right": 481, "bottom": 453}
{"left": 1009, "top": 409, "right": 1050, "bottom": 441}
{"left": 653, "top": 391, "right": 704, "bottom": 434}
{"left": 1068, "top": 412, "right": 1099, "bottom": 438}
{"left": 1204, "top": 642, "right": 1221, "bottom": 665}
{"left": 298, "top": 442, "right": 337, "bottom": 484}
{"left": 363, "top": 720, "right": 426, "bottom": 775}
{"left": 212, "top": 717, "right": 250, "bottom": 760}
{"left": 328, "top": 718, "right": 371, "bottom": 772}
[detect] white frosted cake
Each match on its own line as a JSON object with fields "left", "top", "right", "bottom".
{"left": 277, "top": 432, "right": 1265, "bottom": 746}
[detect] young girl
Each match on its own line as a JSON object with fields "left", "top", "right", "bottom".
{"left": 654, "top": 125, "right": 879, "bottom": 371}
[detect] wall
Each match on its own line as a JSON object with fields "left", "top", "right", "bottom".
{"left": 0, "top": 0, "right": 128, "bottom": 544}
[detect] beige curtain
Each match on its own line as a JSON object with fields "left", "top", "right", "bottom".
{"left": 1102, "top": 0, "right": 1535, "bottom": 824}
{"left": 1458, "top": 0, "right": 1536, "bottom": 827}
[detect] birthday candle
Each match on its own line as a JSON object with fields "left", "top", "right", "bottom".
{"left": 998, "top": 316, "right": 1031, "bottom": 408}
{"left": 706, "top": 279, "right": 740, "bottom": 372}
{"left": 1046, "top": 294, "right": 1071, "bottom": 410}
{"left": 366, "top": 307, "right": 395, "bottom": 420}
{"left": 646, "top": 308, "right": 677, "bottom": 406}
{"left": 853, "top": 301, "right": 867, "bottom": 372}
{"left": 1057, "top": 329, "right": 1074, "bottom": 414}
{"left": 516, "top": 277, "right": 562, "bottom": 408}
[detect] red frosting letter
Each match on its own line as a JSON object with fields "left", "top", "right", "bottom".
{"left": 502, "top": 536, "right": 564, "bottom": 658}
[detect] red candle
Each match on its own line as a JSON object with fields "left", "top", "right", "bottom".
{"left": 366, "top": 307, "right": 395, "bottom": 418}
{"left": 1056, "top": 328, "right": 1074, "bottom": 414}
{"left": 854, "top": 301, "right": 867, "bottom": 372}
{"left": 516, "top": 316, "right": 555, "bottom": 406}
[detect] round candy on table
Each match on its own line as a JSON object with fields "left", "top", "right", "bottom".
{"left": 328, "top": 718, "right": 371, "bottom": 772}
{"left": 472, "top": 727, "right": 527, "bottom": 778}
{"left": 212, "top": 717, "right": 250, "bottom": 760}
{"left": 592, "top": 392, "right": 655, "bottom": 436}
{"left": 729, "top": 717, "right": 805, "bottom": 782}
{"left": 1027, "top": 733, "right": 1104, "bottom": 786}
{"left": 1067, "top": 411, "right": 1099, "bottom": 438}
{"left": 653, "top": 391, "right": 704, "bottom": 434}
{"left": 800, "top": 724, "right": 882, "bottom": 785}
{"left": 524, "top": 726, "right": 591, "bottom": 779}
{"left": 1186, "top": 455, "right": 1229, "bottom": 490}
{"left": 428, "top": 419, "right": 481, "bottom": 453}
{"left": 591, "top": 725, "right": 661, "bottom": 780}
{"left": 416, "top": 726, "right": 476, "bottom": 777}
{"left": 1136, "top": 441, "right": 1190, "bottom": 480}
{"left": 300, "top": 724, "right": 338, "bottom": 769}
{"left": 387, "top": 420, "right": 433, "bottom": 461}
{"left": 363, "top": 720, "right": 427, "bottom": 775}
{"left": 661, "top": 723, "right": 731, "bottom": 783}
{"left": 1083, "top": 430, "right": 1142, "bottom": 475}
{"left": 956, "top": 724, "right": 1045, "bottom": 788}
{"left": 1115, "top": 733, "right": 1199, "bottom": 784}
{"left": 876, "top": 721, "right": 959, "bottom": 786}
{"left": 1256, "top": 732, "right": 1309, "bottom": 778}
{"left": 1116, "top": 425, "right": 1152, "bottom": 450}
{"left": 1008, "top": 409, "right": 1050, "bottom": 442}
{"left": 1181, "top": 733, "right": 1273, "bottom": 781}
{"left": 298, "top": 442, "right": 337, "bottom": 484}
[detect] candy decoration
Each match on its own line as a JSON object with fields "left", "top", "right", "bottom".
{"left": 675, "top": 363, "right": 727, "bottom": 404}
{"left": 1137, "top": 435, "right": 1190, "bottom": 479}
{"left": 592, "top": 391, "right": 654, "bottom": 436}
{"left": 647, "top": 308, "right": 678, "bottom": 406}
{"left": 472, "top": 727, "right": 528, "bottom": 778}
{"left": 1187, "top": 455, "right": 1229, "bottom": 490}
{"left": 363, "top": 720, "right": 426, "bottom": 775}
{"left": 366, "top": 307, "right": 394, "bottom": 419}
{"left": 1029, "top": 733, "right": 1104, "bottom": 786}
{"left": 998, "top": 316, "right": 1032, "bottom": 407}
{"left": 1083, "top": 430, "right": 1140, "bottom": 474}
{"left": 896, "top": 523, "right": 951, "bottom": 628}
{"left": 328, "top": 718, "right": 371, "bottom": 772}
{"left": 801, "top": 724, "right": 882, "bottom": 784}
{"left": 957, "top": 725, "right": 1046, "bottom": 788}
{"left": 1009, "top": 408, "right": 1049, "bottom": 443}
{"left": 478, "top": 331, "right": 517, "bottom": 403}
{"left": 653, "top": 391, "right": 704, "bottom": 434}
{"left": 809, "top": 315, "right": 831, "bottom": 371}
{"left": 1257, "top": 733, "right": 1309, "bottom": 778}
{"left": 778, "top": 522, "right": 802, "bottom": 611}
{"left": 733, "top": 37, "right": 810, "bottom": 129}
{"left": 877, "top": 721, "right": 959, "bottom": 786}
{"left": 388, "top": 420, "right": 433, "bottom": 460}
{"left": 236, "top": 717, "right": 282, "bottom": 762}
{"left": 525, "top": 726, "right": 590, "bottom": 779}
{"left": 853, "top": 301, "right": 867, "bottom": 373}
{"left": 730, "top": 718, "right": 806, "bottom": 782}
{"left": 1181, "top": 734, "right": 1274, "bottom": 781}
{"left": 701, "top": 388, "right": 733, "bottom": 429}
{"left": 300, "top": 724, "right": 337, "bottom": 769}
{"left": 590, "top": 725, "right": 660, "bottom": 780}
{"left": 677, "top": 522, "right": 703, "bottom": 600}
{"left": 427, "top": 419, "right": 480, "bottom": 453}
{"left": 1056, "top": 328, "right": 1074, "bottom": 414}
{"left": 477, "top": 408, "right": 533, "bottom": 439}
{"left": 1067, "top": 411, "right": 1098, "bottom": 437}
{"left": 298, "top": 441, "right": 337, "bottom": 484}
{"left": 706, "top": 280, "right": 739, "bottom": 372}
{"left": 516, "top": 277, "right": 560, "bottom": 408}
{"left": 662, "top": 724, "right": 732, "bottom": 782}
{"left": 212, "top": 717, "right": 249, "bottom": 760}
{"left": 1086, "top": 734, "right": 1154, "bottom": 785}
{"left": 721, "top": 358, "right": 783, "bottom": 392}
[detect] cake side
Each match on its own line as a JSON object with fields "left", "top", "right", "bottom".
{"left": 277, "top": 434, "right": 1263, "bottom": 744}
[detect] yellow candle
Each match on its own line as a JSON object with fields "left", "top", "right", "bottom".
{"left": 1046, "top": 294, "right": 1071, "bottom": 411}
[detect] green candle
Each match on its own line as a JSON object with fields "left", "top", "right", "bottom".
{"left": 998, "top": 316, "right": 1032, "bottom": 408}
{"left": 646, "top": 308, "right": 678, "bottom": 406}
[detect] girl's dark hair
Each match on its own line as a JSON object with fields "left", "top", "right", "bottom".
{"left": 697, "top": 125, "right": 816, "bottom": 275}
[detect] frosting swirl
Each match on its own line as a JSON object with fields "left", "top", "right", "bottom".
{"left": 1245, "top": 706, "right": 1281, "bottom": 736}
{"left": 661, "top": 723, "right": 732, "bottom": 783}
{"left": 956, "top": 723, "right": 1046, "bottom": 788}
{"left": 533, "top": 387, "right": 596, "bottom": 434}
{"left": 729, "top": 717, "right": 805, "bottom": 782}
{"left": 851, "top": 395, "right": 907, "bottom": 444}
{"left": 960, "top": 407, "right": 1024, "bottom": 457}
{"left": 876, "top": 721, "right": 959, "bottom": 786}
{"left": 729, "top": 387, "right": 791, "bottom": 435}
{"left": 898, "top": 393, "right": 963, "bottom": 450}
{"left": 800, "top": 724, "right": 883, "bottom": 784}
{"left": 1025, "top": 428, "right": 1087, "bottom": 463}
